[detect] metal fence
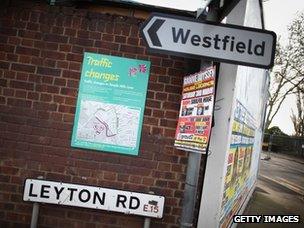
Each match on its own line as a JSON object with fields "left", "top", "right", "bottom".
{"left": 263, "top": 134, "right": 304, "bottom": 157}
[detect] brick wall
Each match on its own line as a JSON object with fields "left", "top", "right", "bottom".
{"left": 0, "top": 0, "right": 203, "bottom": 227}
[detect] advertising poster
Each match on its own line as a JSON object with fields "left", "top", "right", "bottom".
{"left": 220, "top": 100, "right": 256, "bottom": 227}
{"left": 71, "top": 52, "right": 150, "bottom": 155}
{"left": 174, "top": 67, "right": 216, "bottom": 153}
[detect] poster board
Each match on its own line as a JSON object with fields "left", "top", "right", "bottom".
{"left": 71, "top": 52, "right": 150, "bottom": 156}
{"left": 220, "top": 100, "right": 257, "bottom": 227}
{"left": 174, "top": 67, "right": 216, "bottom": 153}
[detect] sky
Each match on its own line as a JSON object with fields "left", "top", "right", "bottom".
{"left": 131, "top": 0, "right": 303, "bottom": 135}
{"left": 263, "top": 0, "right": 304, "bottom": 135}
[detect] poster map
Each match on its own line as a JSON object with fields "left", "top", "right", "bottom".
{"left": 71, "top": 52, "right": 150, "bottom": 155}
{"left": 77, "top": 100, "right": 140, "bottom": 148}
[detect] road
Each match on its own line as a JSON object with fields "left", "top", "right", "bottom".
{"left": 239, "top": 152, "right": 304, "bottom": 228}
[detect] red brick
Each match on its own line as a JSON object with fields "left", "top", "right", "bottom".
{"left": 6, "top": 53, "right": 18, "bottom": 62}
{"left": 40, "top": 93, "right": 52, "bottom": 102}
{"left": 60, "top": 87, "right": 78, "bottom": 97}
{"left": 33, "top": 101, "right": 57, "bottom": 111}
{"left": 16, "top": 72, "right": 29, "bottom": 81}
{"left": 0, "top": 79, "right": 7, "bottom": 87}
{"left": 58, "top": 104, "right": 75, "bottom": 114}
{"left": 164, "top": 129, "right": 176, "bottom": 138}
{"left": 146, "top": 99, "right": 161, "bottom": 109}
{"left": 11, "top": 63, "right": 35, "bottom": 73}
{"left": 43, "top": 33, "right": 68, "bottom": 43}
{"left": 19, "top": 55, "right": 31, "bottom": 64}
{"left": 15, "top": 90, "right": 27, "bottom": 98}
{"left": 152, "top": 127, "right": 163, "bottom": 135}
{"left": 165, "top": 110, "right": 178, "bottom": 119}
{"left": 7, "top": 98, "right": 32, "bottom": 108}
{"left": 46, "top": 173, "right": 71, "bottom": 182}
{"left": 69, "top": 62, "right": 81, "bottom": 71}
{"left": 155, "top": 92, "right": 168, "bottom": 101}
{"left": 16, "top": 46, "right": 40, "bottom": 56}
{"left": 67, "top": 53, "right": 83, "bottom": 62}
{"left": 59, "top": 44, "right": 72, "bottom": 52}
{"left": 95, "top": 40, "right": 119, "bottom": 50}
{"left": 26, "top": 22, "right": 39, "bottom": 31}
{"left": 150, "top": 66, "right": 166, "bottom": 75}
{"left": 120, "top": 44, "right": 144, "bottom": 54}
{"left": 160, "top": 119, "right": 177, "bottom": 129}
{"left": 41, "top": 75, "right": 54, "bottom": 84}
{"left": 52, "top": 26, "right": 64, "bottom": 34}
{"left": 90, "top": 31, "right": 101, "bottom": 39}
{"left": 143, "top": 117, "right": 158, "bottom": 126}
{"left": 0, "top": 27, "right": 17, "bottom": 36}
{"left": 148, "top": 82, "right": 164, "bottom": 92}
{"left": 53, "top": 95, "right": 65, "bottom": 103}
{"left": 19, "top": 30, "right": 41, "bottom": 40}
{"left": 62, "top": 70, "right": 80, "bottom": 79}
{"left": 152, "top": 110, "right": 164, "bottom": 118}
{"left": 0, "top": 61, "right": 10, "bottom": 69}
{"left": 114, "top": 35, "right": 126, "bottom": 43}
{"left": 0, "top": 166, "right": 19, "bottom": 175}
{"left": 41, "top": 50, "right": 65, "bottom": 60}
{"left": 54, "top": 78, "right": 66, "bottom": 86}
{"left": 10, "top": 80, "right": 34, "bottom": 90}
{"left": 162, "top": 101, "right": 180, "bottom": 111}
{"left": 70, "top": 37, "right": 94, "bottom": 47}
{"left": 37, "top": 66, "right": 61, "bottom": 76}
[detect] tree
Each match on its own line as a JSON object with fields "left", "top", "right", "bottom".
{"left": 265, "top": 11, "right": 304, "bottom": 130}
{"left": 290, "top": 86, "right": 304, "bottom": 137}
{"left": 265, "top": 126, "right": 287, "bottom": 136}
{"left": 288, "top": 12, "right": 304, "bottom": 137}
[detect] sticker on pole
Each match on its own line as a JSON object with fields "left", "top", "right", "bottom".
{"left": 141, "top": 13, "right": 276, "bottom": 69}
{"left": 23, "top": 179, "right": 165, "bottom": 218}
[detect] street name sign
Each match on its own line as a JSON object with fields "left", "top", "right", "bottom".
{"left": 141, "top": 13, "right": 276, "bottom": 69}
{"left": 23, "top": 179, "right": 165, "bottom": 218}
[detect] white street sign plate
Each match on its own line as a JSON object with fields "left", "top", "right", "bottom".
{"left": 23, "top": 179, "right": 165, "bottom": 218}
{"left": 141, "top": 13, "right": 276, "bottom": 69}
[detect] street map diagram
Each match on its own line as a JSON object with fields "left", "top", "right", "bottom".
{"left": 76, "top": 100, "right": 140, "bottom": 148}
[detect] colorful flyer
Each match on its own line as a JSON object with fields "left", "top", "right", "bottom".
{"left": 174, "top": 67, "right": 216, "bottom": 153}
{"left": 71, "top": 52, "right": 150, "bottom": 155}
{"left": 220, "top": 100, "right": 256, "bottom": 228}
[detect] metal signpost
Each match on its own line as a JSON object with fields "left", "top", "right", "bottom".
{"left": 141, "top": 13, "right": 276, "bottom": 69}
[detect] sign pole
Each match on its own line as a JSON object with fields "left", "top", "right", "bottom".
{"left": 30, "top": 176, "right": 44, "bottom": 228}
{"left": 180, "top": 4, "right": 219, "bottom": 228}
{"left": 30, "top": 202, "right": 39, "bottom": 228}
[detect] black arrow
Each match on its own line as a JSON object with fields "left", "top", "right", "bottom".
{"left": 147, "top": 19, "right": 165, "bottom": 47}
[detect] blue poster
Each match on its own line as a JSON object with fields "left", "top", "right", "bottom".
{"left": 71, "top": 52, "right": 150, "bottom": 155}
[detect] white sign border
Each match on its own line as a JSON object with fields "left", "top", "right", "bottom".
{"left": 23, "top": 179, "right": 165, "bottom": 219}
{"left": 141, "top": 13, "right": 276, "bottom": 69}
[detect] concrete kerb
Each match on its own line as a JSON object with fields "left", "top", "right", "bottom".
{"left": 259, "top": 174, "right": 304, "bottom": 196}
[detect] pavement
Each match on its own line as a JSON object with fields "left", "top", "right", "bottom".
{"left": 238, "top": 152, "right": 304, "bottom": 228}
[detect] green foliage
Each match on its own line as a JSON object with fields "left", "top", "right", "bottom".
{"left": 265, "top": 126, "right": 288, "bottom": 136}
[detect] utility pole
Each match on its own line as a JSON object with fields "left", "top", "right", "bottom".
{"left": 179, "top": 3, "right": 219, "bottom": 228}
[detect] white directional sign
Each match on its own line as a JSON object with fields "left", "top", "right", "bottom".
{"left": 141, "top": 13, "right": 276, "bottom": 69}
{"left": 23, "top": 179, "right": 165, "bottom": 218}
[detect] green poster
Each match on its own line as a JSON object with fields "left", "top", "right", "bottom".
{"left": 71, "top": 52, "right": 150, "bottom": 155}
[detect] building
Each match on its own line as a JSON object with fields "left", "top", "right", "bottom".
{"left": 0, "top": 0, "right": 271, "bottom": 227}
